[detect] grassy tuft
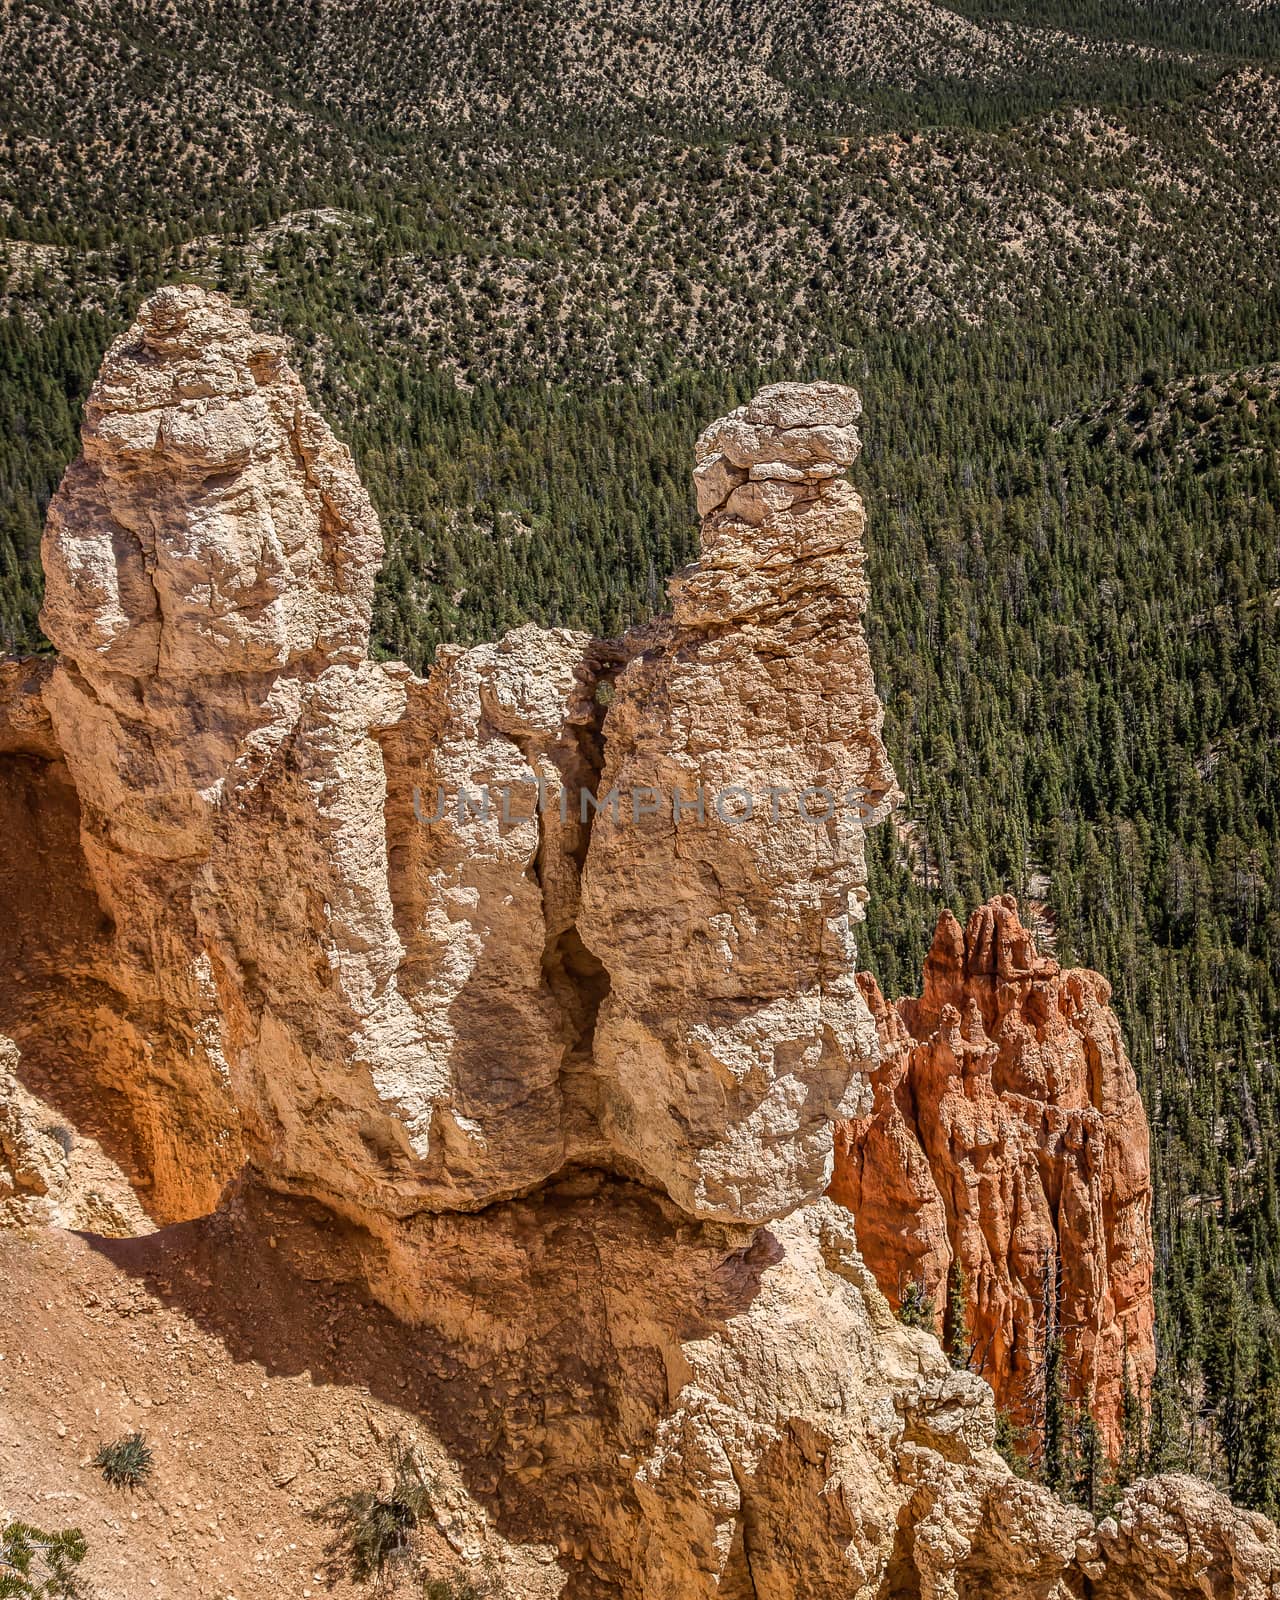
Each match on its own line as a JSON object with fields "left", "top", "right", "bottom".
{"left": 92, "top": 1432, "right": 153, "bottom": 1490}
{"left": 322, "top": 1439, "right": 431, "bottom": 1584}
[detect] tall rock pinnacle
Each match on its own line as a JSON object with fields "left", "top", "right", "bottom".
{"left": 579, "top": 380, "right": 899, "bottom": 1221}
{"left": 16, "top": 288, "right": 387, "bottom": 1217}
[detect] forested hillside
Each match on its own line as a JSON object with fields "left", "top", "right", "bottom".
{"left": 3, "top": 0, "right": 1280, "bottom": 1516}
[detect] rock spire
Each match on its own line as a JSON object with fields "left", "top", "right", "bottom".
{"left": 831, "top": 894, "right": 1157, "bottom": 1450}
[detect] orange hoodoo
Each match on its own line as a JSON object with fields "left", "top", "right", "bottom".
{"left": 832, "top": 894, "right": 1157, "bottom": 1453}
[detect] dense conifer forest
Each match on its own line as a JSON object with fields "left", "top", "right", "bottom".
{"left": 3, "top": 0, "right": 1280, "bottom": 1516}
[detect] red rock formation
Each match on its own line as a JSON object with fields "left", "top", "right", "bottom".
{"left": 831, "top": 894, "right": 1156, "bottom": 1453}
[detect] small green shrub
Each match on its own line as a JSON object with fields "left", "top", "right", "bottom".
{"left": 92, "top": 1432, "right": 153, "bottom": 1490}
{"left": 422, "top": 1553, "right": 502, "bottom": 1600}
{"left": 994, "top": 1408, "right": 1031, "bottom": 1479}
{"left": 323, "top": 1440, "right": 430, "bottom": 1583}
{"left": 0, "top": 1518, "right": 88, "bottom": 1598}
{"left": 896, "top": 1279, "right": 936, "bottom": 1330}
{"left": 423, "top": 1580, "right": 495, "bottom": 1600}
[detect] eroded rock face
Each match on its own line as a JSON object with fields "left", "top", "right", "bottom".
{"left": 16, "top": 290, "right": 605, "bottom": 1220}
{"left": 29, "top": 282, "right": 389, "bottom": 1220}
{"left": 166, "top": 1176, "right": 1272, "bottom": 1600}
{"left": 0, "top": 288, "right": 1269, "bottom": 1599}
{"left": 578, "top": 381, "right": 898, "bottom": 1222}
{"left": 1090, "top": 1474, "right": 1280, "bottom": 1598}
{"left": 9, "top": 299, "right": 898, "bottom": 1229}
{"left": 831, "top": 894, "right": 1157, "bottom": 1451}
{"left": 41, "top": 282, "right": 378, "bottom": 676}
{"left": 0, "top": 1034, "right": 149, "bottom": 1235}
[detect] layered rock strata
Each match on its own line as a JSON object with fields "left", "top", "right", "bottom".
{"left": 0, "top": 287, "right": 1270, "bottom": 1598}
{"left": 831, "top": 895, "right": 1157, "bottom": 1451}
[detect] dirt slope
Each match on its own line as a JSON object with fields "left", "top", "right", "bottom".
{"left": 0, "top": 1208, "right": 555, "bottom": 1599}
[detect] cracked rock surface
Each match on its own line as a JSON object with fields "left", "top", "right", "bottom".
{"left": 16, "top": 290, "right": 898, "bottom": 1228}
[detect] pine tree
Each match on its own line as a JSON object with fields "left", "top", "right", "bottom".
{"left": 944, "top": 1258, "right": 971, "bottom": 1371}
{"left": 1072, "top": 1409, "right": 1110, "bottom": 1515}
{"left": 1242, "top": 1318, "right": 1280, "bottom": 1517}
{"left": 0, "top": 1519, "right": 88, "bottom": 1598}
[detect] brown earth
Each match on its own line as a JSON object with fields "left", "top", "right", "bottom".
{"left": 0, "top": 1205, "right": 562, "bottom": 1600}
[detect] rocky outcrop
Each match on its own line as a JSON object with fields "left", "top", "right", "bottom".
{"left": 27, "top": 282, "right": 387, "bottom": 1219}
{"left": 1090, "top": 1475, "right": 1280, "bottom": 1598}
{"left": 0, "top": 1034, "right": 148, "bottom": 1234}
{"left": 9, "top": 292, "right": 894, "bottom": 1228}
{"left": 831, "top": 895, "right": 1157, "bottom": 1451}
{"left": 577, "top": 381, "right": 898, "bottom": 1222}
{"left": 0, "top": 287, "right": 1269, "bottom": 1598}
